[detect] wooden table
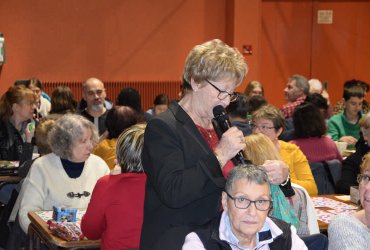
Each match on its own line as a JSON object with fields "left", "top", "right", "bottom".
{"left": 311, "top": 194, "right": 358, "bottom": 232}
{"left": 0, "top": 175, "right": 21, "bottom": 183}
{"left": 28, "top": 211, "right": 100, "bottom": 249}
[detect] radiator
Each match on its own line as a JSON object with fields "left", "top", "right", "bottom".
{"left": 43, "top": 80, "right": 182, "bottom": 111}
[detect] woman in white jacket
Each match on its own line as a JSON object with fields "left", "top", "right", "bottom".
{"left": 18, "top": 114, "right": 110, "bottom": 233}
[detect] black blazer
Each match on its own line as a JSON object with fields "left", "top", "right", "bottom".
{"left": 140, "top": 101, "right": 225, "bottom": 250}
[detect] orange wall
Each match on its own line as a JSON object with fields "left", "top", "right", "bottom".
{"left": 1, "top": 0, "right": 369, "bottom": 108}
{"left": 0, "top": 0, "right": 227, "bottom": 94}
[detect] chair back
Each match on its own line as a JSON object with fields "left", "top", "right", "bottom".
{"left": 309, "top": 159, "right": 342, "bottom": 194}
{"left": 0, "top": 186, "right": 19, "bottom": 248}
{"left": 290, "top": 183, "right": 320, "bottom": 235}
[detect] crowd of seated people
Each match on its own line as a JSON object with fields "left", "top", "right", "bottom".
{"left": 2, "top": 41, "right": 370, "bottom": 249}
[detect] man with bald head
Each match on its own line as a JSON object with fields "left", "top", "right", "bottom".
{"left": 79, "top": 77, "right": 108, "bottom": 135}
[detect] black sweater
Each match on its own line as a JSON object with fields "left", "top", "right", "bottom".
{"left": 336, "top": 138, "right": 369, "bottom": 194}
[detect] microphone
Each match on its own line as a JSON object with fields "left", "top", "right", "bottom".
{"left": 212, "top": 105, "right": 250, "bottom": 165}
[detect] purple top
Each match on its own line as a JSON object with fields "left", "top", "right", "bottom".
{"left": 290, "top": 136, "right": 342, "bottom": 163}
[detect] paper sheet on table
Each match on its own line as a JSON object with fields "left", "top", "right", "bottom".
{"left": 334, "top": 195, "right": 351, "bottom": 201}
{"left": 315, "top": 209, "right": 337, "bottom": 224}
{"left": 314, "top": 208, "right": 356, "bottom": 224}
{"left": 311, "top": 197, "right": 357, "bottom": 210}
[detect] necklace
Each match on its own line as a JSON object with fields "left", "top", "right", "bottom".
{"left": 196, "top": 125, "right": 214, "bottom": 139}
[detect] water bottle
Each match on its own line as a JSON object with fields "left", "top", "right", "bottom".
{"left": 0, "top": 32, "right": 5, "bottom": 64}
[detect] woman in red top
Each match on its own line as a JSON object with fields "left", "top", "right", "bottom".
{"left": 81, "top": 123, "right": 147, "bottom": 249}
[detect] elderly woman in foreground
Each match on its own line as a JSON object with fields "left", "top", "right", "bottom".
{"left": 18, "top": 114, "right": 110, "bottom": 233}
{"left": 182, "top": 165, "right": 307, "bottom": 249}
{"left": 328, "top": 152, "right": 370, "bottom": 250}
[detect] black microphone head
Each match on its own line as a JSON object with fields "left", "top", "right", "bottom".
{"left": 213, "top": 105, "right": 226, "bottom": 118}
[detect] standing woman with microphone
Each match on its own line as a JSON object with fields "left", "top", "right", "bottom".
{"left": 140, "top": 39, "right": 247, "bottom": 250}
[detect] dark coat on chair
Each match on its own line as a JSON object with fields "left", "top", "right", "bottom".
{"left": 140, "top": 101, "right": 226, "bottom": 250}
{"left": 0, "top": 120, "right": 33, "bottom": 164}
{"left": 336, "top": 139, "right": 370, "bottom": 194}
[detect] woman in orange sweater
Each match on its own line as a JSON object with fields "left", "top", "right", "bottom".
{"left": 251, "top": 104, "right": 318, "bottom": 195}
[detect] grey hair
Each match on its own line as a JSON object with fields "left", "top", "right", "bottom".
{"left": 182, "top": 39, "right": 248, "bottom": 90}
{"left": 225, "top": 164, "right": 270, "bottom": 193}
{"left": 289, "top": 74, "right": 309, "bottom": 96}
{"left": 116, "top": 123, "right": 146, "bottom": 173}
{"left": 48, "top": 114, "right": 99, "bottom": 159}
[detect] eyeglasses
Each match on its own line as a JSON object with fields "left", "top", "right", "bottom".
{"left": 357, "top": 174, "right": 370, "bottom": 184}
{"left": 225, "top": 191, "right": 272, "bottom": 211}
{"left": 205, "top": 79, "right": 237, "bottom": 102}
{"left": 250, "top": 123, "right": 276, "bottom": 131}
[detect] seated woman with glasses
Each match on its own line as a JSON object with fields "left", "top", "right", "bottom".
{"left": 18, "top": 114, "right": 110, "bottom": 233}
{"left": 328, "top": 152, "right": 370, "bottom": 250}
{"left": 183, "top": 165, "right": 307, "bottom": 249}
{"left": 251, "top": 105, "right": 318, "bottom": 195}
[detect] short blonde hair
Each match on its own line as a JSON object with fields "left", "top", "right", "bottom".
{"left": 243, "top": 133, "right": 281, "bottom": 165}
{"left": 182, "top": 39, "right": 247, "bottom": 90}
{"left": 360, "top": 152, "right": 370, "bottom": 174}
